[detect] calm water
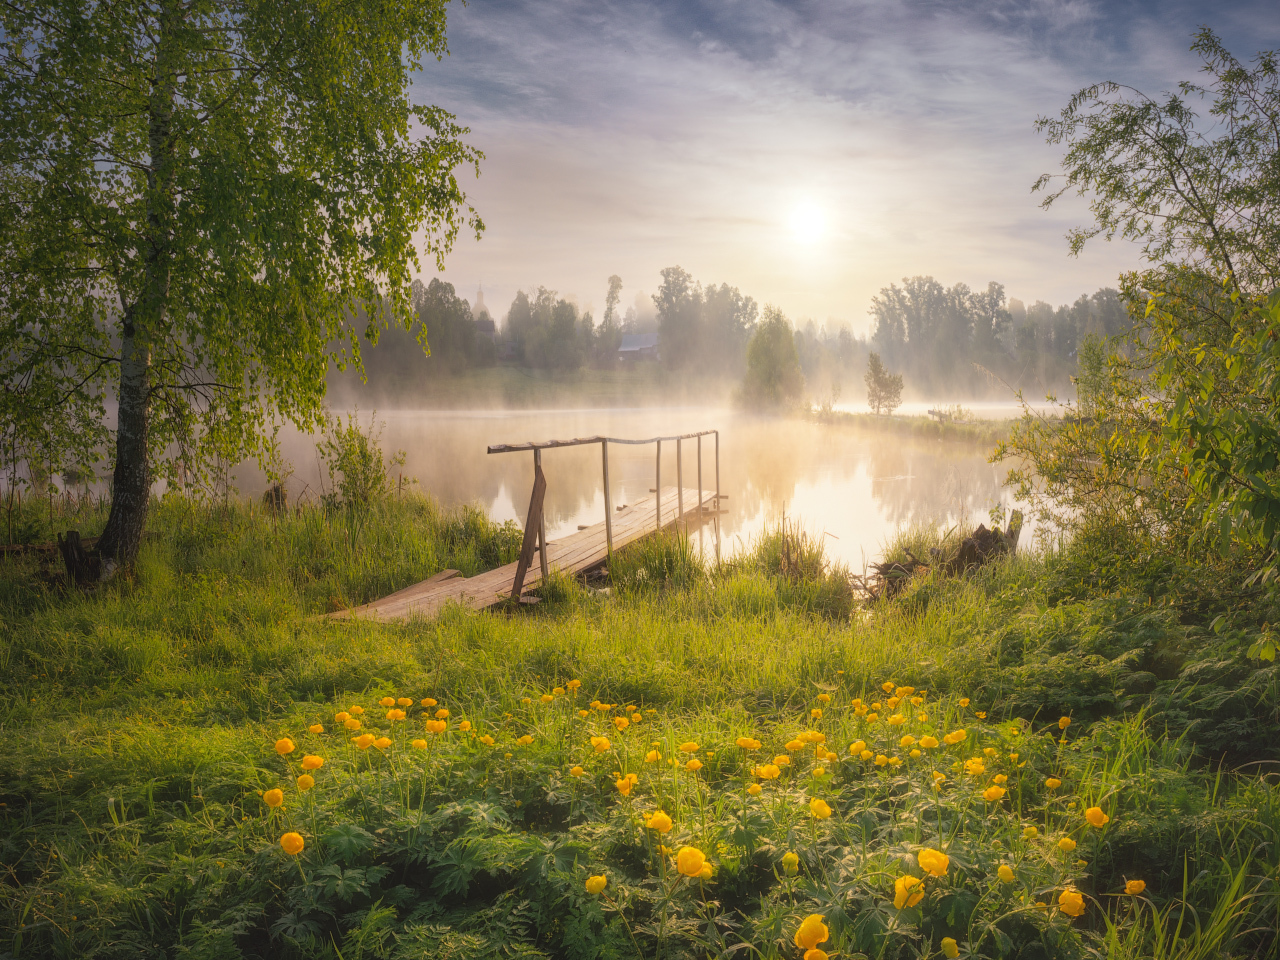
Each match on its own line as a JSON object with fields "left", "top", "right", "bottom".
{"left": 258, "top": 407, "right": 1027, "bottom": 571}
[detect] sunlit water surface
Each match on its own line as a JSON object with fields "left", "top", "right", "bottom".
{"left": 254, "top": 408, "right": 1031, "bottom": 571}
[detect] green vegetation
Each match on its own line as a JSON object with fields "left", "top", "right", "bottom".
{"left": 1, "top": 495, "right": 1276, "bottom": 958}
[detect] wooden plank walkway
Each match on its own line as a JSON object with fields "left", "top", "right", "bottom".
{"left": 332, "top": 486, "right": 719, "bottom": 622}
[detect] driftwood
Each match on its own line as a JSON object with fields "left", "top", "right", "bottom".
{"left": 853, "top": 511, "right": 1024, "bottom": 601}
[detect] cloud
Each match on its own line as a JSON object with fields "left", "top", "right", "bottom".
{"left": 414, "top": 0, "right": 1280, "bottom": 331}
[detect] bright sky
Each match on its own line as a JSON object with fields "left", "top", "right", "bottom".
{"left": 411, "top": 0, "right": 1279, "bottom": 335}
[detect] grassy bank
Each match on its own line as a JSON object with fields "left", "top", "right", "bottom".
{"left": 807, "top": 409, "right": 1013, "bottom": 446}
{"left": 0, "top": 498, "right": 1276, "bottom": 958}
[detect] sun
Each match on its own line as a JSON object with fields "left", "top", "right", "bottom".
{"left": 788, "top": 201, "right": 826, "bottom": 244}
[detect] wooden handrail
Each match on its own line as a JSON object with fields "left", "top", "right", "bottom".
{"left": 487, "top": 429, "right": 718, "bottom": 454}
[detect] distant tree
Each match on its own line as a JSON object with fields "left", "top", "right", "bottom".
{"left": 0, "top": 0, "right": 481, "bottom": 573}
{"left": 653, "top": 266, "right": 702, "bottom": 369}
{"left": 595, "top": 275, "right": 624, "bottom": 366}
{"left": 864, "top": 353, "right": 903, "bottom": 415}
{"left": 603, "top": 275, "right": 623, "bottom": 329}
{"left": 741, "top": 308, "right": 805, "bottom": 409}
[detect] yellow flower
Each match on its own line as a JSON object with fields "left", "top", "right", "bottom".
{"left": 566, "top": 679, "right": 581, "bottom": 690}
{"left": 479, "top": 735, "right": 495, "bottom": 746}
{"left": 308, "top": 724, "right": 324, "bottom": 734}
{"left": 754, "top": 764, "right": 781, "bottom": 780}
{"left": 1085, "top": 806, "right": 1109, "bottom": 827}
{"left": 809, "top": 796, "right": 832, "bottom": 819}
{"left": 301, "top": 755, "right": 324, "bottom": 771}
{"left": 521, "top": 697, "right": 532, "bottom": 705}
{"left": 679, "top": 742, "right": 699, "bottom": 753}
{"left": 645, "top": 809, "right": 673, "bottom": 833}
{"left": 644, "top": 749, "right": 660, "bottom": 762}
{"left": 397, "top": 697, "right": 413, "bottom": 707}
{"left": 817, "top": 693, "right": 831, "bottom": 703}
{"left": 882, "top": 681, "right": 896, "bottom": 692}
{"left": 888, "top": 756, "right": 902, "bottom": 767}
{"left": 849, "top": 740, "right": 867, "bottom": 754}
{"left": 860, "top": 749, "right": 874, "bottom": 760}
{"left": 993, "top": 773, "right": 1008, "bottom": 784}
{"left": 386, "top": 709, "right": 405, "bottom": 720}
{"left": 886, "top": 697, "right": 900, "bottom": 709}
{"left": 570, "top": 765, "right": 585, "bottom": 777}
{"left": 275, "top": 738, "right": 295, "bottom": 756}
{"left": 865, "top": 712, "right": 879, "bottom": 722}
{"left": 959, "top": 698, "right": 970, "bottom": 707}
{"left": 983, "top": 747, "right": 997, "bottom": 757}
{"left": 793, "top": 913, "right": 830, "bottom": 950}
{"left": 941, "top": 938, "right": 960, "bottom": 959}
{"left": 786, "top": 739, "right": 805, "bottom": 752}
{"left": 344, "top": 718, "right": 362, "bottom": 731}
{"left": 353, "top": 733, "right": 375, "bottom": 749}
{"left": 942, "top": 729, "right": 967, "bottom": 745}
{"left": 911, "top": 696, "right": 924, "bottom": 706}
{"left": 810, "top": 708, "right": 823, "bottom": 719}
{"left": 917, "top": 847, "right": 949, "bottom": 877}
{"left": 998, "top": 864, "right": 1015, "bottom": 883}
{"left": 964, "top": 758, "right": 986, "bottom": 776}
{"left": 781, "top": 851, "right": 800, "bottom": 875}
{"left": 910, "top": 748, "right": 922, "bottom": 758}
{"left": 920, "top": 735, "right": 939, "bottom": 748}
{"left": 893, "top": 874, "right": 923, "bottom": 909}
{"left": 420, "top": 698, "right": 437, "bottom": 707}
{"left": 774, "top": 754, "right": 791, "bottom": 766}
{"left": 685, "top": 758, "right": 703, "bottom": 772}
{"left": 747, "top": 783, "right": 762, "bottom": 795}
{"left": 379, "top": 697, "right": 395, "bottom": 707}
{"left": 975, "top": 711, "right": 987, "bottom": 719}
{"left": 552, "top": 687, "right": 565, "bottom": 696}
{"left": 578, "top": 710, "right": 589, "bottom": 718}
{"left": 1058, "top": 716, "right": 1072, "bottom": 730}
{"left": 697, "top": 863, "right": 712, "bottom": 880}
{"left": 1125, "top": 879, "right": 1146, "bottom": 895}
{"left": 613, "top": 716, "right": 629, "bottom": 731}
{"left": 425, "top": 720, "right": 446, "bottom": 734}
{"left": 373, "top": 737, "right": 391, "bottom": 750}
{"left": 615, "top": 778, "right": 633, "bottom": 796}
{"left": 540, "top": 694, "right": 554, "bottom": 704}
{"left": 334, "top": 712, "right": 350, "bottom": 723}
{"left": 435, "top": 709, "right": 450, "bottom": 720}
{"left": 297, "top": 774, "right": 315, "bottom": 791}
{"left": 585, "top": 874, "right": 606, "bottom": 894}
{"left": 1023, "top": 826, "right": 1039, "bottom": 839}
{"left": 411, "top": 739, "right": 428, "bottom": 749}
{"left": 900, "top": 735, "right": 916, "bottom": 749}
{"left": 458, "top": 720, "right": 472, "bottom": 732}
{"left": 280, "top": 832, "right": 304, "bottom": 855}
{"left": 874, "top": 754, "right": 890, "bottom": 766}
{"left": 516, "top": 735, "right": 534, "bottom": 746}
{"left": 813, "top": 766, "right": 825, "bottom": 776}
{"left": 1058, "top": 837, "right": 1077, "bottom": 852}
{"left": 800, "top": 731, "right": 825, "bottom": 743}
{"left": 983, "top": 785, "right": 1007, "bottom": 802}
{"left": 676, "top": 846, "right": 707, "bottom": 877}
{"left": 887, "top": 713, "right": 906, "bottom": 726}
{"left": 591, "top": 736, "right": 611, "bottom": 752}
{"left": 1045, "top": 777, "right": 1062, "bottom": 790}
{"left": 263, "top": 788, "right": 284, "bottom": 808}
{"left": 349, "top": 706, "right": 364, "bottom": 716}
{"left": 932, "top": 770, "right": 947, "bottom": 783}
{"left": 1058, "top": 888, "right": 1085, "bottom": 918}
{"left": 735, "top": 737, "right": 762, "bottom": 750}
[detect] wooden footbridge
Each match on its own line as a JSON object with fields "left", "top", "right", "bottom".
{"left": 332, "top": 429, "right": 723, "bottom": 622}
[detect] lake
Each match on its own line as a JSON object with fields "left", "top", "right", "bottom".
{"left": 258, "top": 407, "right": 1028, "bottom": 572}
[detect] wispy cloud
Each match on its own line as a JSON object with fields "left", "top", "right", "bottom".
{"left": 415, "top": 0, "right": 1279, "bottom": 329}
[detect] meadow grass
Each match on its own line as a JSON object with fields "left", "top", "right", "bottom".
{"left": 0, "top": 496, "right": 1276, "bottom": 958}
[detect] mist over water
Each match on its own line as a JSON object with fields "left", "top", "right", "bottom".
{"left": 248, "top": 406, "right": 1028, "bottom": 570}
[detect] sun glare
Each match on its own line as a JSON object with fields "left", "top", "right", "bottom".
{"left": 788, "top": 201, "right": 826, "bottom": 244}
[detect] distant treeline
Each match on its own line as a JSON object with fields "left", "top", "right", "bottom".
{"left": 347, "top": 271, "right": 1128, "bottom": 400}
{"left": 870, "top": 278, "right": 1129, "bottom": 393}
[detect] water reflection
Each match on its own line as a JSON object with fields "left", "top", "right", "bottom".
{"left": 245, "top": 408, "right": 1025, "bottom": 569}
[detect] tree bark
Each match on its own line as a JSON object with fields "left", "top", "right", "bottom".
{"left": 87, "top": 7, "right": 177, "bottom": 577}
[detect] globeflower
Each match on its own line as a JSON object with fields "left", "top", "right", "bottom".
{"left": 793, "top": 914, "right": 829, "bottom": 951}
{"left": 458, "top": 720, "right": 471, "bottom": 732}
{"left": 379, "top": 697, "right": 395, "bottom": 707}
{"left": 893, "top": 874, "right": 923, "bottom": 909}
{"left": 308, "top": 724, "right": 324, "bottom": 734}
{"left": 887, "top": 713, "right": 906, "bottom": 726}
{"left": 817, "top": 693, "right": 831, "bottom": 703}
{"left": 280, "top": 832, "right": 305, "bottom": 855}
{"left": 349, "top": 706, "right": 364, "bottom": 715}
{"left": 747, "top": 783, "right": 762, "bottom": 795}
{"left": 676, "top": 846, "right": 706, "bottom": 877}
{"left": 1125, "top": 879, "right": 1146, "bottom": 895}
{"left": 566, "top": 679, "right": 581, "bottom": 690}
{"left": 917, "top": 848, "right": 949, "bottom": 877}
{"left": 810, "top": 708, "right": 822, "bottom": 719}
{"left": 941, "top": 937, "right": 959, "bottom": 959}
{"left": 373, "top": 737, "right": 391, "bottom": 750}
{"left": 516, "top": 734, "right": 534, "bottom": 746}
{"left": 334, "top": 712, "right": 350, "bottom": 723}
{"left": 1058, "top": 888, "right": 1085, "bottom": 918}
{"left": 425, "top": 720, "right": 446, "bottom": 734}
{"left": 1085, "top": 806, "right": 1110, "bottom": 827}
{"left": 1058, "top": 716, "right": 1072, "bottom": 730}
{"left": 585, "top": 875, "right": 606, "bottom": 894}
{"left": 998, "top": 864, "right": 1015, "bottom": 883}
{"left": 685, "top": 758, "right": 703, "bottom": 772}
{"left": 591, "top": 736, "right": 611, "bottom": 752}
{"left": 983, "top": 785, "right": 1007, "bottom": 802}
{"left": 435, "top": 709, "right": 449, "bottom": 720}
{"left": 411, "top": 739, "right": 427, "bottom": 749}
{"left": 735, "top": 737, "right": 761, "bottom": 750}
{"left": 964, "top": 758, "right": 986, "bottom": 776}
{"left": 786, "top": 739, "right": 805, "bottom": 752}
{"left": 942, "top": 729, "right": 967, "bottom": 745}
{"left": 874, "top": 754, "right": 890, "bottom": 767}
{"left": 860, "top": 750, "right": 874, "bottom": 760}
{"left": 615, "top": 778, "right": 633, "bottom": 796}
{"left": 540, "top": 694, "right": 554, "bottom": 704}
{"left": 479, "top": 735, "right": 495, "bottom": 746}
{"left": 645, "top": 810, "right": 673, "bottom": 833}
{"left": 420, "top": 698, "right": 437, "bottom": 707}
{"left": 1045, "top": 777, "right": 1062, "bottom": 790}
{"left": 570, "top": 765, "right": 584, "bottom": 777}
{"left": 899, "top": 735, "right": 916, "bottom": 749}
{"left": 301, "top": 755, "right": 324, "bottom": 770}
{"left": 920, "top": 736, "right": 939, "bottom": 748}
{"left": 754, "top": 764, "right": 781, "bottom": 780}
{"left": 275, "top": 738, "right": 295, "bottom": 756}
{"left": 397, "top": 697, "right": 413, "bottom": 707}
{"left": 774, "top": 755, "right": 791, "bottom": 766}
{"left": 354, "top": 734, "right": 375, "bottom": 749}
{"left": 781, "top": 851, "right": 799, "bottom": 875}
{"left": 1058, "top": 837, "right": 1077, "bottom": 853}
{"left": 613, "top": 717, "right": 629, "bottom": 730}
{"left": 386, "top": 709, "right": 406, "bottom": 721}
{"left": 263, "top": 788, "right": 284, "bottom": 808}
{"left": 809, "top": 796, "right": 832, "bottom": 819}
{"left": 679, "top": 742, "right": 699, "bottom": 753}
{"left": 849, "top": 740, "right": 866, "bottom": 755}
{"left": 297, "top": 774, "right": 314, "bottom": 791}
{"left": 1023, "top": 826, "right": 1039, "bottom": 839}
{"left": 344, "top": 718, "right": 362, "bottom": 731}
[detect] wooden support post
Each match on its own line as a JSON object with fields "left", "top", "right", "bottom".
{"left": 602, "top": 439, "right": 614, "bottom": 557}
{"left": 510, "top": 459, "right": 548, "bottom": 600}
{"left": 655, "top": 440, "right": 662, "bottom": 532}
{"left": 677, "top": 437, "right": 684, "bottom": 526}
{"left": 697, "top": 435, "right": 703, "bottom": 520}
{"left": 715, "top": 430, "right": 721, "bottom": 563}
{"left": 535, "top": 448, "right": 549, "bottom": 582}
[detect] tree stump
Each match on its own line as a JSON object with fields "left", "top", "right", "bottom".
{"left": 57, "top": 530, "right": 100, "bottom": 585}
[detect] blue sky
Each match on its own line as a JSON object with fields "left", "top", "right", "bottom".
{"left": 411, "top": 0, "right": 1279, "bottom": 333}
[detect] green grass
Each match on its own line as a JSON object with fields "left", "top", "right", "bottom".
{"left": 0, "top": 496, "right": 1277, "bottom": 958}
{"left": 808, "top": 409, "right": 1013, "bottom": 446}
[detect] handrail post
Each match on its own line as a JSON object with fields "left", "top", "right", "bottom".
{"left": 696, "top": 434, "right": 703, "bottom": 522}
{"left": 655, "top": 439, "right": 662, "bottom": 532}
{"left": 601, "top": 439, "right": 613, "bottom": 557}
{"left": 535, "top": 448, "right": 549, "bottom": 582}
{"left": 676, "top": 437, "right": 684, "bottom": 527}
